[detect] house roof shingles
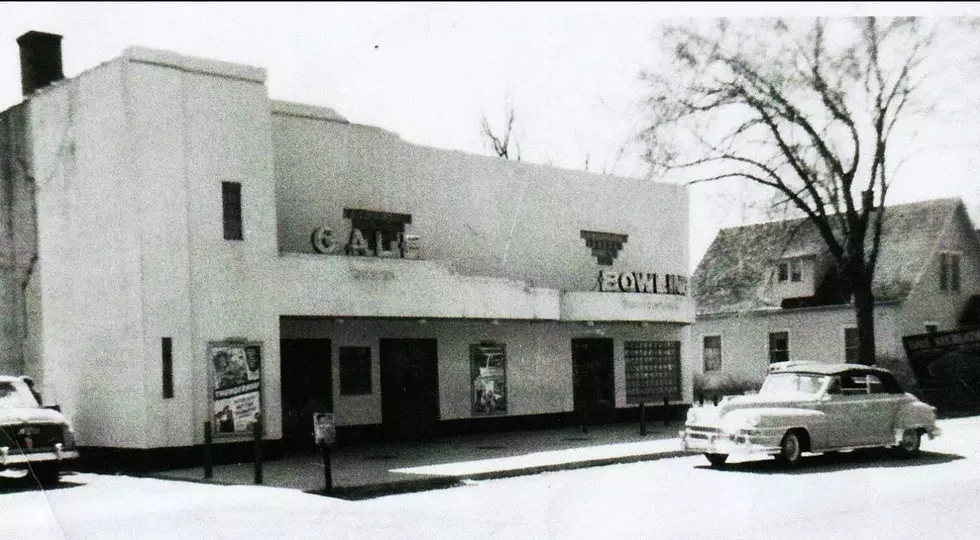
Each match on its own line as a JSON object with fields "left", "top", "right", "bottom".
{"left": 692, "top": 198, "right": 962, "bottom": 316}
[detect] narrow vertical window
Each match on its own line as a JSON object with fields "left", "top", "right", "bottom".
{"left": 703, "top": 336, "right": 722, "bottom": 372}
{"left": 162, "top": 337, "right": 174, "bottom": 399}
{"left": 844, "top": 328, "right": 859, "bottom": 363}
{"left": 222, "top": 182, "right": 243, "bottom": 240}
{"left": 951, "top": 254, "right": 961, "bottom": 291}
{"left": 939, "top": 253, "right": 948, "bottom": 290}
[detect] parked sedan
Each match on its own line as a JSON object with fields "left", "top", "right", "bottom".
{"left": 0, "top": 375, "right": 79, "bottom": 484}
{"left": 680, "top": 361, "right": 941, "bottom": 467}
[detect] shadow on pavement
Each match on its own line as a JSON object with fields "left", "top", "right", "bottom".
{"left": 0, "top": 471, "right": 85, "bottom": 494}
{"left": 697, "top": 449, "right": 964, "bottom": 475}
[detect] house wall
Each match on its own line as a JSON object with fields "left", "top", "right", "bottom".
{"left": 901, "top": 204, "right": 980, "bottom": 337}
{"left": 692, "top": 304, "right": 903, "bottom": 387}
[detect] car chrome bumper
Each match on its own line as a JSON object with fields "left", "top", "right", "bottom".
{"left": 0, "top": 444, "right": 80, "bottom": 466}
{"left": 679, "top": 429, "right": 781, "bottom": 456}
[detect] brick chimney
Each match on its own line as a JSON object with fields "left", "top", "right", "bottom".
{"left": 17, "top": 31, "right": 64, "bottom": 96}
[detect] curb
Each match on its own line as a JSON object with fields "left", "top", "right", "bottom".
{"left": 312, "top": 448, "right": 689, "bottom": 500}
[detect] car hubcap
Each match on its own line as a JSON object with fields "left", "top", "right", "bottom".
{"left": 785, "top": 435, "right": 799, "bottom": 459}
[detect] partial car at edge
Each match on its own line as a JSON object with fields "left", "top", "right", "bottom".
{"left": 0, "top": 375, "right": 79, "bottom": 485}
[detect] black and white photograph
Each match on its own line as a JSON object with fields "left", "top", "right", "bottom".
{"left": 2, "top": 2, "right": 980, "bottom": 539}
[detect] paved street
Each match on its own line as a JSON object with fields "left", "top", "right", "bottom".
{"left": 2, "top": 416, "right": 978, "bottom": 540}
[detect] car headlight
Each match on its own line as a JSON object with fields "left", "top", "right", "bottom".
{"left": 686, "top": 408, "right": 699, "bottom": 424}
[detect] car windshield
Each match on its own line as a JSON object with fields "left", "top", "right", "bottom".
{"left": 0, "top": 380, "right": 40, "bottom": 409}
{"left": 759, "top": 373, "right": 828, "bottom": 395}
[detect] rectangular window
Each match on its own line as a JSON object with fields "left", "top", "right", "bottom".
{"left": 844, "top": 328, "right": 859, "bottom": 363}
{"left": 939, "top": 252, "right": 961, "bottom": 291}
{"left": 702, "top": 336, "right": 722, "bottom": 372}
{"left": 339, "top": 346, "right": 372, "bottom": 395}
{"left": 777, "top": 263, "right": 789, "bottom": 282}
{"left": 790, "top": 259, "right": 802, "bottom": 282}
{"left": 221, "top": 181, "right": 243, "bottom": 240}
{"left": 769, "top": 331, "right": 790, "bottom": 363}
{"left": 925, "top": 324, "right": 939, "bottom": 334}
{"left": 162, "top": 337, "right": 174, "bottom": 399}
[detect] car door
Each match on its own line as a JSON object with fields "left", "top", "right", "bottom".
{"left": 813, "top": 375, "right": 862, "bottom": 449}
{"left": 862, "top": 373, "right": 906, "bottom": 444}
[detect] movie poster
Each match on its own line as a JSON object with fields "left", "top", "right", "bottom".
{"left": 471, "top": 342, "right": 507, "bottom": 415}
{"left": 209, "top": 341, "right": 262, "bottom": 436}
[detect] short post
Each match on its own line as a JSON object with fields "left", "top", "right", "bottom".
{"left": 663, "top": 396, "right": 670, "bottom": 426}
{"left": 321, "top": 443, "right": 333, "bottom": 493}
{"left": 639, "top": 402, "right": 647, "bottom": 436}
{"left": 580, "top": 408, "right": 589, "bottom": 434}
{"left": 698, "top": 393, "right": 704, "bottom": 407}
{"left": 203, "top": 421, "right": 213, "bottom": 480}
{"left": 712, "top": 394, "right": 719, "bottom": 406}
{"left": 253, "top": 420, "right": 263, "bottom": 485}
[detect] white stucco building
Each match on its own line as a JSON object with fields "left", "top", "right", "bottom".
{"left": 690, "top": 197, "right": 980, "bottom": 392}
{"left": 0, "top": 32, "right": 694, "bottom": 465}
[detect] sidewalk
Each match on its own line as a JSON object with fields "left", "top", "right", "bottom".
{"left": 151, "top": 421, "right": 686, "bottom": 499}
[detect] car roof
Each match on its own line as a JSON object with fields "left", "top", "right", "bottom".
{"left": 768, "top": 361, "right": 895, "bottom": 376}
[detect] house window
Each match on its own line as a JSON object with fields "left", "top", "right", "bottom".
{"left": 790, "top": 259, "right": 802, "bottom": 282}
{"left": 844, "top": 328, "right": 859, "bottom": 363}
{"left": 940, "top": 252, "right": 960, "bottom": 291}
{"left": 777, "top": 262, "right": 789, "bottom": 282}
{"left": 769, "top": 331, "right": 790, "bottom": 363}
{"left": 925, "top": 323, "right": 939, "bottom": 334}
{"left": 162, "top": 337, "right": 174, "bottom": 399}
{"left": 221, "top": 182, "right": 243, "bottom": 240}
{"left": 702, "top": 336, "right": 722, "bottom": 372}
{"left": 339, "top": 346, "right": 372, "bottom": 395}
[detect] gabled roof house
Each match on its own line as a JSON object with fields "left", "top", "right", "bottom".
{"left": 691, "top": 197, "right": 980, "bottom": 385}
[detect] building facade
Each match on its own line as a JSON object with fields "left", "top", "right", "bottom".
{"left": 690, "top": 197, "right": 980, "bottom": 391}
{"left": 0, "top": 33, "right": 694, "bottom": 460}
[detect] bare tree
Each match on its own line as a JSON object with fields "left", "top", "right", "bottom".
{"left": 480, "top": 101, "right": 522, "bottom": 161}
{"left": 641, "top": 17, "right": 965, "bottom": 365}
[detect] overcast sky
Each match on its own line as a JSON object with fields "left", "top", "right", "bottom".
{"left": 3, "top": 2, "right": 979, "bottom": 271}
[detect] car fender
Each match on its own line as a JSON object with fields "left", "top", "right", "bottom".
{"left": 893, "top": 396, "right": 939, "bottom": 435}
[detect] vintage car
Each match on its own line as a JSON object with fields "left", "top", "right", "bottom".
{"left": 680, "top": 361, "right": 941, "bottom": 467}
{"left": 0, "top": 375, "right": 79, "bottom": 484}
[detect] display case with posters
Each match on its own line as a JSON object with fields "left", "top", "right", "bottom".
{"left": 471, "top": 342, "right": 507, "bottom": 415}
{"left": 209, "top": 341, "right": 263, "bottom": 437}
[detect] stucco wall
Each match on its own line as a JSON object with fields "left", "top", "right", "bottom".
{"left": 271, "top": 104, "right": 689, "bottom": 293}
{"left": 124, "top": 50, "right": 281, "bottom": 447}
{"left": 692, "top": 304, "right": 903, "bottom": 386}
{"left": 901, "top": 205, "right": 980, "bottom": 337}
{"left": 29, "top": 58, "right": 150, "bottom": 447}
{"left": 281, "top": 317, "right": 691, "bottom": 427}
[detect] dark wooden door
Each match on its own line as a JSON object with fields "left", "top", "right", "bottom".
{"left": 572, "top": 338, "right": 616, "bottom": 425}
{"left": 280, "top": 339, "right": 332, "bottom": 452}
{"left": 380, "top": 338, "right": 440, "bottom": 440}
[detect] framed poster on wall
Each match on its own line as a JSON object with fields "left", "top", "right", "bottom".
{"left": 471, "top": 341, "right": 507, "bottom": 415}
{"left": 208, "top": 341, "right": 263, "bottom": 437}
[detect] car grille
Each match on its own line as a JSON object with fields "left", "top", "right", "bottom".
{"left": 0, "top": 424, "right": 64, "bottom": 453}
{"left": 686, "top": 426, "right": 723, "bottom": 440}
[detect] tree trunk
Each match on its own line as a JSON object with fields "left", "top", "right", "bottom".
{"left": 852, "top": 278, "right": 877, "bottom": 365}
